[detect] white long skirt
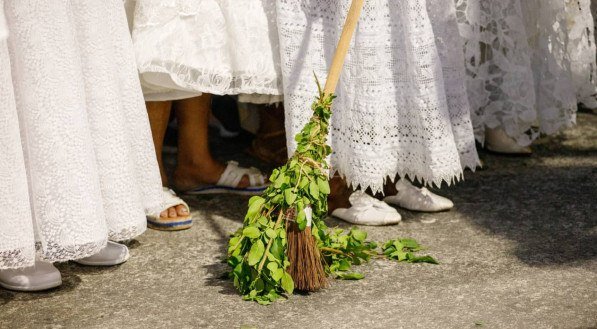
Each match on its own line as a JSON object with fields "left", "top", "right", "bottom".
{"left": 0, "top": 0, "right": 163, "bottom": 269}
{"left": 277, "top": 0, "right": 480, "bottom": 193}
{"left": 566, "top": 0, "right": 597, "bottom": 109}
{"left": 126, "top": 0, "right": 283, "bottom": 102}
{"left": 455, "top": 0, "right": 596, "bottom": 146}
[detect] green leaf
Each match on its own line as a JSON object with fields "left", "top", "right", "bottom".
{"left": 247, "top": 240, "right": 265, "bottom": 266}
{"left": 257, "top": 216, "right": 269, "bottom": 226}
{"left": 309, "top": 181, "right": 319, "bottom": 199}
{"left": 409, "top": 255, "right": 439, "bottom": 264}
{"left": 400, "top": 238, "right": 420, "bottom": 250}
{"left": 266, "top": 262, "right": 279, "bottom": 272}
{"left": 338, "top": 259, "right": 351, "bottom": 271}
{"left": 284, "top": 189, "right": 297, "bottom": 205}
{"left": 281, "top": 272, "right": 294, "bottom": 294}
{"left": 351, "top": 229, "right": 367, "bottom": 242}
{"left": 337, "top": 272, "right": 364, "bottom": 280}
{"left": 317, "top": 178, "right": 330, "bottom": 195}
{"left": 254, "top": 278, "right": 265, "bottom": 292}
{"left": 299, "top": 176, "right": 309, "bottom": 188}
{"left": 270, "top": 238, "right": 283, "bottom": 260}
{"left": 273, "top": 173, "right": 286, "bottom": 188}
{"left": 247, "top": 197, "right": 265, "bottom": 218}
{"left": 242, "top": 226, "right": 261, "bottom": 239}
{"left": 265, "top": 228, "right": 276, "bottom": 239}
{"left": 296, "top": 209, "right": 306, "bottom": 225}
{"left": 272, "top": 268, "right": 284, "bottom": 282}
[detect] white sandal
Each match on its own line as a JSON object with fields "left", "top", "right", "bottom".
{"left": 181, "top": 161, "right": 268, "bottom": 196}
{"left": 331, "top": 191, "right": 402, "bottom": 226}
{"left": 383, "top": 180, "right": 454, "bottom": 212}
{"left": 147, "top": 187, "right": 193, "bottom": 231}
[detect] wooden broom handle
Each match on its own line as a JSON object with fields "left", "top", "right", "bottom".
{"left": 323, "top": 0, "right": 365, "bottom": 95}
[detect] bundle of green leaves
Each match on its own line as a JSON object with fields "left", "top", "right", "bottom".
{"left": 227, "top": 85, "right": 334, "bottom": 305}
{"left": 227, "top": 84, "right": 437, "bottom": 305}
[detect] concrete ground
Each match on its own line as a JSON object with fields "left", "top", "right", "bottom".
{"left": 1, "top": 112, "right": 595, "bottom": 329}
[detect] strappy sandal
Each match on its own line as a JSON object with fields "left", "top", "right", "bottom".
{"left": 147, "top": 188, "right": 193, "bottom": 231}
{"left": 180, "top": 161, "right": 268, "bottom": 196}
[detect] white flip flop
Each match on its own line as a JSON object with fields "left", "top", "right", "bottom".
{"left": 384, "top": 180, "right": 453, "bottom": 212}
{"left": 147, "top": 187, "right": 193, "bottom": 231}
{"left": 182, "top": 161, "right": 268, "bottom": 196}
{"left": 331, "top": 191, "right": 402, "bottom": 226}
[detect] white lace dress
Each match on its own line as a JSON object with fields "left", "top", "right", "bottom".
{"left": 125, "top": 0, "right": 283, "bottom": 102}
{"left": 566, "top": 0, "right": 597, "bottom": 109}
{"left": 455, "top": 0, "right": 596, "bottom": 146}
{"left": 0, "top": 0, "right": 163, "bottom": 269}
{"left": 277, "top": 0, "right": 479, "bottom": 193}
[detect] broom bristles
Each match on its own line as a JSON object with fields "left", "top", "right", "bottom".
{"left": 285, "top": 208, "right": 328, "bottom": 292}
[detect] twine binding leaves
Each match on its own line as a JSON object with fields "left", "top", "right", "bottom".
{"left": 227, "top": 82, "right": 437, "bottom": 305}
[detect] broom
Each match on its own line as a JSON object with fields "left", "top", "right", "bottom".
{"left": 285, "top": 0, "right": 365, "bottom": 292}
{"left": 227, "top": 0, "right": 365, "bottom": 303}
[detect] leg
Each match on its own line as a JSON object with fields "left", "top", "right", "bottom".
{"left": 247, "top": 103, "right": 288, "bottom": 166}
{"left": 146, "top": 100, "right": 188, "bottom": 218}
{"left": 172, "top": 95, "right": 250, "bottom": 190}
{"left": 146, "top": 100, "right": 172, "bottom": 185}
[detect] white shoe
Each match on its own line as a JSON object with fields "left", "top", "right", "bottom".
{"left": 331, "top": 191, "right": 402, "bottom": 226}
{"left": 485, "top": 127, "right": 532, "bottom": 155}
{"left": 384, "top": 180, "right": 454, "bottom": 212}
{"left": 75, "top": 241, "right": 130, "bottom": 266}
{"left": 0, "top": 260, "right": 62, "bottom": 292}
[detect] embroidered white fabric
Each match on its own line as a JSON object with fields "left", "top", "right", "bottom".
{"left": 0, "top": 0, "right": 163, "bottom": 269}
{"left": 125, "top": 0, "right": 283, "bottom": 101}
{"left": 455, "top": 0, "right": 592, "bottom": 146}
{"left": 277, "top": 0, "right": 479, "bottom": 193}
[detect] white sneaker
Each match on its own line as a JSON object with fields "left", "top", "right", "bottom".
{"left": 332, "top": 191, "right": 402, "bottom": 226}
{"left": 74, "top": 241, "right": 130, "bottom": 266}
{"left": 384, "top": 180, "right": 454, "bottom": 212}
{"left": 485, "top": 127, "right": 532, "bottom": 155}
{"left": 0, "top": 260, "right": 62, "bottom": 292}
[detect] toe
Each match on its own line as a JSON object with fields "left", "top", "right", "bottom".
{"left": 168, "top": 207, "right": 178, "bottom": 218}
{"left": 160, "top": 210, "right": 168, "bottom": 218}
{"left": 176, "top": 204, "right": 189, "bottom": 216}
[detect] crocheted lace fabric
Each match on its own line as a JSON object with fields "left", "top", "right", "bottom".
{"left": 567, "top": 0, "right": 597, "bottom": 109}
{"left": 0, "top": 0, "right": 163, "bottom": 269}
{"left": 456, "top": 0, "right": 596, "bottom": 146}
{"left": 277, "top": 0, "right": 479, "bottom": 193}
{"left": 126, "top": 0, "right": 283, "bottom": 101}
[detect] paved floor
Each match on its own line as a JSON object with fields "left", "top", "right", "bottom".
{"left": 1, "top": 112, "right": 596, "bottom": 329}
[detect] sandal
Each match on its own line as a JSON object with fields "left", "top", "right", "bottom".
{"left": 147, "top": 188, "right": 193, "bottom": 231}
{"left": 180, "top": 161, "right": 268, "bottom": 196}
{"left": 331, "top": 191, "right": 402, "bottom": 226}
